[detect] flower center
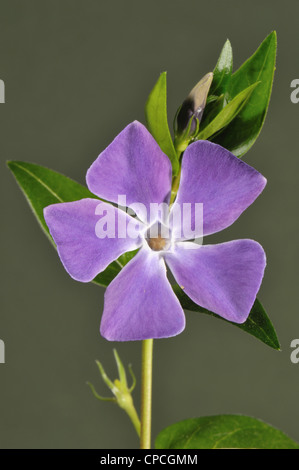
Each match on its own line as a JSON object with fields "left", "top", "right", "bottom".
{"left": 147, "top": 234, "right": 168, "bottom": 251}
{"left": 145, "top": 221, "right": 171, "bottom": 252}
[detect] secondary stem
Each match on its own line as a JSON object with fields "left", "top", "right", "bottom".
{"left": 170, "top": 151, "right": 182, "bottom": 205}
{"left": 126, "top": 401, "right": 141, "bottom": 437}
{"left": 170, "top": 167, "right": 181, "bottom": 205}
{"left": 140, "top": 338, "right": 154, "bottom": 449}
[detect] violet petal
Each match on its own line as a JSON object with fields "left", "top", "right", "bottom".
{"left": 44, "top": 198, "right": 142, "bottom": 282}
{"left": 86, "top": 121, "right": 172, "bottom": 223}
{"left": 170, "top": 140, "right": 266, "bottom": 239}
{"left": 100, "top": 248, "right": 186, "bottom": 341}
{"left": 165, "top": 240, "right": 266, "bottom": 323}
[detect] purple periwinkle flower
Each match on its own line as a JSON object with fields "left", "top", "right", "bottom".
{"left": 44, "top": 121, "right": 266, "bottom": 341}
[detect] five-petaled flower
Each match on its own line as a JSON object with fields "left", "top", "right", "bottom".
{"left": 44, "top": 121, "right": 266, "bottom": 341}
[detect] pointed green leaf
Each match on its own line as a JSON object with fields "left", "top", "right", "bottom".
{"left": 113, "top": 349, "right": 128, "bottom": 389}
{"left": 94, "top": 263, "right": 121, "bottom": 288}
{"left": 200, "top": 40, "right": 232, "bottom": 130}
{"left": 198, "top": 94, "right": 225, "bottom": 131}
{"left": 173, "top": 285, "right": 280, "bottom": 350}
{"left": 145, "top": 72, "right": 179, "bottom": 175}
{"left": 212, "top": 31, "right": 277, "bottom": 156}
{"left": 210, "top": 39, "right": 233, "bottom": 96}
{"left": 196, "top": 82, "right": 259, "bottom": 141}
{"left": 117, "top": 248, "right": 139, "bottom": 267}
{"left": 7, "top": 161, "right": 121, "bottom": 287}
{"left": 155, "top": 415, "right": 299, "bottom": 449}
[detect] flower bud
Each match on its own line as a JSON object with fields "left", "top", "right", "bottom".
{"left": 174, "top": 72, "right": 213, "bottom": 152}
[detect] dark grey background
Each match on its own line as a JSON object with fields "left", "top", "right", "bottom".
{"left": 0, "top": 0, "right": 298, "bottom": 448}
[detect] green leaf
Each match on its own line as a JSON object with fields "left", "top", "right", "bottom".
{"left": 212, "top": 31, "right": 277, "bottom": 156}
{"left": 94, "top": 263, "right": 120, "bottom": 288}
{"left": 206, "top": 94, "right": 219, "bottom": 105}
{"left": 7, "top": 161, "right": 120, "bottom": 287}
{"left": 155, "top": 415, "right": 299, "bottom": 449}
{"left": 198, "top": 94, "right": 224, "bottom": 131}
{"left": 196, "top": 82, "right": 259, "bottom": 141}
{"left": 117, "top": 248, "right": 140, "bottom": 267}
{"left": 145, "top": 72, "right": 179, "bottom": 175}
{"left": 200, "top": 40, "right": 232, "bottom": 130}
{"left": 210, "top": 39, "right": 233, "bottom": 96}
{"left": 173, "top": 285, "right": 280, "bottom": 350}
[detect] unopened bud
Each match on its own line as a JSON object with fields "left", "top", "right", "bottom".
{"left": 176, "top": 72, "right": 213, "bottom": 134}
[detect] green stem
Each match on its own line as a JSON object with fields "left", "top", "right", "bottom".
{"left": 125, "top": 401, "right": 141, "bottom": 437}
{"left": 140, "top": 338, "right": 153, "bottom": 449}
{"left": 170, "top": 168, "right": 181, "bottom": 205}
